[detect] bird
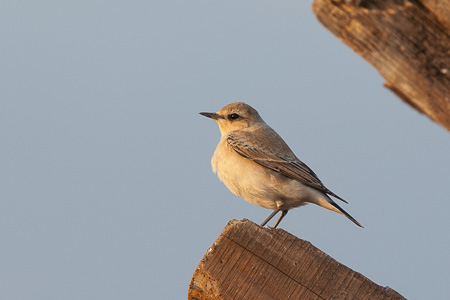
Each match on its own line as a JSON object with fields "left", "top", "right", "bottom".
{"left": 200, "top": 102, "right": 363, "bottom": 229}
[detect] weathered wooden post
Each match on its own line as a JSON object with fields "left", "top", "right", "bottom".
{"left": 313, "top": 0, "right": 450, "bottom": 131}
{"left": 189, "top": 220, "right": 405, "bottom": 299}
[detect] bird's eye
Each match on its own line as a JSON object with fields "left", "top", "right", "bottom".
{"left": 229, "top": 113, "right": 240, "bottom": 120}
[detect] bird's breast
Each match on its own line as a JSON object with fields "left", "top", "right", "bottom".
{"left": 211, "top": 138, "right": 254, "bottom": 195}
{"left": 211, "top": 137, "right": 284, "bottom": 209}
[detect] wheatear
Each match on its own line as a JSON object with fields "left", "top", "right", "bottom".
{"left": 200, "top": 102, "right": 363, "bottom": 228}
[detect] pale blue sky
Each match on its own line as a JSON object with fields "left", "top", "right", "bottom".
{"left": 1, "top": 1, "right": 450, "bottom": 299}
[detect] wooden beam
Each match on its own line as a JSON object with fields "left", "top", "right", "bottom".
{"left": 189, "top": 219, "right": 405, "bottom": 299}
{"left": 312, "top": 0, "right": 450, "bottom": 131}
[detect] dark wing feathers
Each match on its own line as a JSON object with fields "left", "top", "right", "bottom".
{"left": 227, "top": 132, "right": 348, "bottom": 204}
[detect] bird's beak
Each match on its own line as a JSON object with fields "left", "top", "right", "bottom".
{"left": 199, "top": 112, "right": 222, "bottom": 120}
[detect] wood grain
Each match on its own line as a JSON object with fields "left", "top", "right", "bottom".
{"left": 313, "top": 0, "right": 450, "bottom": 131}
{"left": 189, "top": 219, "right": 405, "bottom": 299}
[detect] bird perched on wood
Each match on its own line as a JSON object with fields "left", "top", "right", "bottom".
{"left": 200, "top": 102, "right": 362, "bottom": 228}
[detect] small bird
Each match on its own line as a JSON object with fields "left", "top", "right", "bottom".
{"left": 200, "top": 102, "right": 363, "bottom": 228}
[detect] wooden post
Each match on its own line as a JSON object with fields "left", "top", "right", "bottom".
{"left": 189, "top": 219, "right": 405, "bottom": 299}
{"left": 312, "top": 0, "right": 450, "bottom": 131}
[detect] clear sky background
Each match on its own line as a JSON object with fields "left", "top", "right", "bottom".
{"left": 2, "top": 1, "right": 449, "bottom": 299}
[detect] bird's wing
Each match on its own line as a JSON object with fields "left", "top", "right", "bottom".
{"left": 227, "top": 131, "right": 348, "bottom": 203}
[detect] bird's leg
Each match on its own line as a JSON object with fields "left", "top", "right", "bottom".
{"left": 260, "top": 209, "right": 280, "bottom": 227}
{"left": 272, "top": 210, "right": 288, "bottom": 229}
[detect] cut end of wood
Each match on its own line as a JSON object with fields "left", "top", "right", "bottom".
{"left": 384, "top": 80, "right": 427, "bottom": 116}
{"left": 188, "top": 219, "right": 405, "bottom": 300}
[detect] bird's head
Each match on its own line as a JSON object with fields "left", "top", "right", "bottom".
{"left": 200, "top": 102, "right": 264, "bottom": 135}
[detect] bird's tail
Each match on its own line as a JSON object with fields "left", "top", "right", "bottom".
{"left": 319, "top": 196, "right": 364, "bottom": 228}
